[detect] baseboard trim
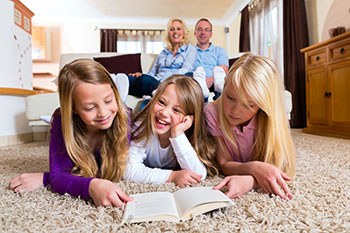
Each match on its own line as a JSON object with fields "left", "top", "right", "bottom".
{"left": 0, "top": 131, "right": 49, "bottom": 148}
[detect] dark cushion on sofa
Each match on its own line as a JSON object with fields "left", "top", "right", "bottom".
{"left": 93, "top": 53, "right": 142, "bottom": 74}
{"left": 228, "top": 57, "right": 239, "bottom": 68}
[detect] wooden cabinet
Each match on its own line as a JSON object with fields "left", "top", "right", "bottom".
{"left": 301, "top": 32, "right": 350, "bottom": 138}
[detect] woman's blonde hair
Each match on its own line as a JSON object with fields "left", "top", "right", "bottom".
{"left": 57, "top": 59, "right": 129, "bottom": 181}
{"left": 132, "top": 75, "right": 218, "bottom": 176}
{"left": 217, "top": 53, "right": 295, "bottom": 177}
{"left": 165, "top": 17, "right": 190, "bottom": 51}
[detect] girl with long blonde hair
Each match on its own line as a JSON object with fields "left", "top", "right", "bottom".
{"left": 206, "top": 53, "right": 296, "bottom": 199}
{"left": 10, "top": 59, "right": 133, "bottom": 207}
{"left": 124, "top": 75, "right": 218, "bottom": 187}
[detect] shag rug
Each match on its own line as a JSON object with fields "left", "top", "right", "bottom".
{"left": 1, "top": 130, "right": 349, "bottom": 232}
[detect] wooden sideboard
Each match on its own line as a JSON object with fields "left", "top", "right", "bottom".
{"left": 301, "top": 32, "right": 350, "bottom": 139}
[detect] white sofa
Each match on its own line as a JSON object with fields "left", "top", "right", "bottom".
{"left": 25, "top": 52, "right": 292, "bottom": 127}
{"left": 25, "top": 92, "right": 60, "bottom": 126}
{"left": 59, "top": 53, "right": 158, "bottom": 112}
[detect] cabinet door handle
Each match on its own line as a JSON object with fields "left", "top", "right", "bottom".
{"left": 324, "top": 92, "right": 332, "bottom": 97}
{"left": 340, "top": 48, "right": 345, "bottom": 54}
{"left": 316, "top": 56, "right": 320, "bottom": 61}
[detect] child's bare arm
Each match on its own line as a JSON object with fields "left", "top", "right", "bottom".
{"left": 215, "top": 136, "right": 252, "bottom": 175}
{"left": 215, "top": 136, "right": 292, "bottom": 199}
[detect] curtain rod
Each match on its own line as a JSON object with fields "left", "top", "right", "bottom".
{"left": 239, "top": 0, "right": 258, "bottom": 12}
{"left": 95, "top": 26, "right": 165, "bottom": 31}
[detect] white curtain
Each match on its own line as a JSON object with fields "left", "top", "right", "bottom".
{"left": 117, "top": 30, "right": 164, "bottom": 54}
{"left": 249, "top": 0, "right": 284, "bottom": 77}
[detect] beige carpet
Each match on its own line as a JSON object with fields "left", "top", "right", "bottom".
{"left": 1, "top": 130, "right": 350, "bottom": 232}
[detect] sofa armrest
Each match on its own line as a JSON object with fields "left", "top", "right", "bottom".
{"left": 282, "top": 90, "right": 292, "bottom": 120}
{"left": 25, "top": 92, "right": 60, "bottom": 125}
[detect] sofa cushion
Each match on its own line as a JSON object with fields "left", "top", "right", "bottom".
{"left": 229, "top": 57, "right": 239, "bottom": 68}
{"left": 93, "top": 53, "right": 142, "bottom": 74}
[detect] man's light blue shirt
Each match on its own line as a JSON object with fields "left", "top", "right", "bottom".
{"left": 148, "top": 44, "right": 197, "bottom": 82}
{"left": 194, "top": 43, "right": 228, "bottom": 78}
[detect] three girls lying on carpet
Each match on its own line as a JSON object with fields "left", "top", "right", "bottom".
{"left": 9, "top": 51, "right": 295, "bottom": 207}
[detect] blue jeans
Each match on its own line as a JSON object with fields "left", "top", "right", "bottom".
{"left": 139, "top": 99, "right": 150, "bottom": 111}
{"left": 128, "top": 74, "right": 160, "bottom": 98}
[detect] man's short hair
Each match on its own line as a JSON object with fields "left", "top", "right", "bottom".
{"left": 195, "top": 18, "right": 212, "bottom": 30}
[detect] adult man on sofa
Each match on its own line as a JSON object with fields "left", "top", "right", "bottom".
{"left": 192, "top": 18, "right": 229, "bottom": 101}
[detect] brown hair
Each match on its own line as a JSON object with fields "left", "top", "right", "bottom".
{"left": 133, "top": 75, "right": 219, "bottom": 176}
{"left": 195, "top": 18, "right": 213, "bottom": 31}
{"left": 57, "top": 59, "right": 129, "bottom": 181}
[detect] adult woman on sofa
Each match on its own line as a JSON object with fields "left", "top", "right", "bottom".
{"left": 126, "top": 17, "right": 197, "bottom": 98}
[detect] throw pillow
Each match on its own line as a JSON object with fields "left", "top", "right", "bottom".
{"left": 228, "top": 57, "right": 239, "bottom": 68}
{"left": 93, "top": 53, "right": 142, "bottom": 74}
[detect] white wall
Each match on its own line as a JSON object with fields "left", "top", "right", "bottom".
{"left": 305, "top": 0, "right": 334, "bottom": 45}
{"left": 0, "top": 0, "right": 32, "bottom": 136}
{"left": 0, "top": 96, "right": 31, "bottom": 136}
{"left": 227, "top": 14, "right": 241, "bottom": 56}
{"left": 322, "top": 0, "right": 350, "bottom": 41}
{"left": 1, "top": 1, "right": 33, "bottom": 89}
{"left": 22, "top": 0, "right": 232, "bottom": 55}
{"left": 1, "top": 1, "right": 17, "bottom": 88}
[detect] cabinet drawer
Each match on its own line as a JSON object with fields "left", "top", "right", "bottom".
{"left": 329, "top": 40, "right": 350, "bottom": 61}
{"left": 307, "top": 50, "right": 326, "bottom": 66}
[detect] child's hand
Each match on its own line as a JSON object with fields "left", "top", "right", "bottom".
{"left": 167, "top": 170, "right": 202, "bottom": 187}
{"left": 89, "top": 178, "right": 133, "bottom": 207}
{"left": 9, "top": 173, "right": 44, "bottom": 192}
{"left": 250, "top": 161, "right": 292, "bottom": 199}
{"left": 213, "top": 175, "right": 255, "bottom": 199}
{"left": 170, "top": 115, "right": 193, "bottom": 138}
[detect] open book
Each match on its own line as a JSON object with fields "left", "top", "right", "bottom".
{"left": 122, "top": 186, "right": 233, "bottom": 223}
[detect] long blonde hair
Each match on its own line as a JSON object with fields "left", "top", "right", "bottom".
{"left": 217, "top": 53, "right": 295, "bottom": 177}
{"left": 57, "top": 59, "right": 129, "bottom": 181}
{"left": 165, "top": 17, "right": 190, "bottom": 51}
{"left": 132, "top": 75, "right": 218, "bottom": 176}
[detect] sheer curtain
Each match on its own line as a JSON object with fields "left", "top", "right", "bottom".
{"left": 100, "top": 29, "right": 164, "bottom": 54}
{"left": 249, "top": 0, "right": 283, "bottom": 77}
{"left": 116, "top": 30, "right": 164, "bottom": 54}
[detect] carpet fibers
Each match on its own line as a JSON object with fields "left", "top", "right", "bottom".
{"left": 1, "top": 130, "right": 349, "bottom": 232}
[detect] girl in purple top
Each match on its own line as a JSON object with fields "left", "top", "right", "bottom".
{"left": 207, "top": 53, "right": 296, "bottom": 200}
{"left": 10, "top": 59, "right": 133, "bottom": 207}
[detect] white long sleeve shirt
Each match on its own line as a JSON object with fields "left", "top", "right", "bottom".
{"left": 124, "top": 133, "right": 207, "bottom": 184}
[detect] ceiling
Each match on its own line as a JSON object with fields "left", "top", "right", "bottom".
{"left": 21, "top": 0, "right": 248, "bottom": 25}
{"left": 84, "top": 0, "right": 234, "bottom": 19}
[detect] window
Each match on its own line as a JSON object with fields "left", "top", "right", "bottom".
{"left": 116, "top": 30, "right": 164, "bottom": 54}
{"left": 32, "top": 26, "right": 50, "bottom": 60}
{"left": 248, "top": 0, "right": 283, "bottom": 77}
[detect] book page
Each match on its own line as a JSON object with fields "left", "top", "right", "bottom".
{"left": 123, "top": 192, "right": 179, "bottom": 222}
{"left": 173, "top": 187, "right": 233, "bottom": 220}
